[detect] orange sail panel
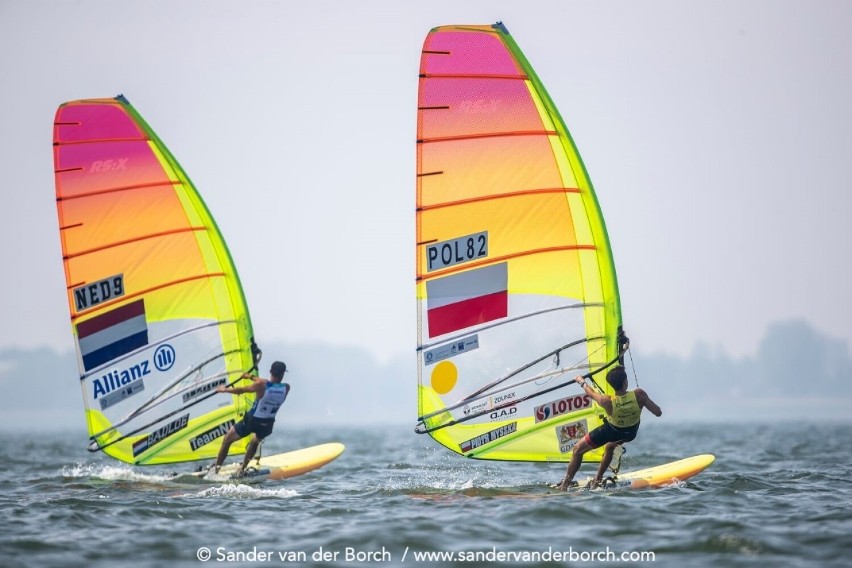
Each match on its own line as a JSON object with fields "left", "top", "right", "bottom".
{"left": 415, "top": 24, "right": 623, "bottom": 462}
{"left": 54, "top": 96, "right": 256, "bottom": 465}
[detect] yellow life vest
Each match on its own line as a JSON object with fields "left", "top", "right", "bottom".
{"left": 609, "top": 390, "right": 641, "bottom": 428}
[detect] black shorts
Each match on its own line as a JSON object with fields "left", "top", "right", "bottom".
{"left": 234, "top": 415, "right": 275, "bottom": 440}
{"left": 585, "top": 421, "right": 639, "bottom": 449}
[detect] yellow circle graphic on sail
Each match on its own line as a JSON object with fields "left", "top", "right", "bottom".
{"left": 430, "top": 361, "right": 458, "bottom": 395}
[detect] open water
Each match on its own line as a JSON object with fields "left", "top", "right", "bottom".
{"left": 0, "top": 421, "right": 849, "bottom": 567}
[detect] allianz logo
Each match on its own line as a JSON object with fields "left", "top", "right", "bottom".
{"left": 92, "top": 360, "right": 151, "bottom": 399}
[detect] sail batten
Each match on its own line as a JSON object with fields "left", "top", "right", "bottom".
{"left": 415, "top": 23, "right": 623, "bottom": 463}
{"left": 54, "top": 96, "right": 257, "bottom": 466}
{"left": 55, "top": 136, "right": 151, "bottom": 146}
{"left": 63, "top": 226, "right": 207, "bottom": 260}
{"left": 418, "top": 187, "right": 581, "bottom": 212}
{"left": 56, "top": 181, "right": 183, "bottom": 202}
{"left": 417, "top": 304, "right": 604, "bottom": 352}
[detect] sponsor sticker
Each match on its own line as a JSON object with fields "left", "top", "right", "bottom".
{"left": 132, "top": 414, "right": 189, "bottom": 457}
{"left": 556, "top": 419, "right": 588, "bottom": 453}
{"left": 92, "top": 359, "right": 151, "bottom": 401}
{"left": 462, "top": 398, "right": 491, "bottom": 416}
{"left": 488, "top": 406, "right": 518, "bottom": 421}
{"left": 459, "top": 422, "right": 517, "bottom": 453}
{"left": 492, "top": 391, "right": 516, "bottom": 405}
{"left": 534, "top": 394, "right": 592, "bottom": 423}
{"left": 189, "top": 419, "right": 235, "bottom": 451}
{"left": 424, "top": 335, "right": 479, "bottom": 366}
{"left": 183, "top": 377, "right": 228, "bottom": 403}
{"left": 98, "top": 379, "right": 145, "bottom": 410}
{"left": 153, "top": 344, "right": 176, "bottom": 372}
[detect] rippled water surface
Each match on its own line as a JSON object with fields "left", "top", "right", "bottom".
{"left": 1, "top": 422, "right": 849, "bottom": 567}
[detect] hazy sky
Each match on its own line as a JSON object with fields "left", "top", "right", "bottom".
{"left": 2, "top": 0, "right": 850, "bottom": 363}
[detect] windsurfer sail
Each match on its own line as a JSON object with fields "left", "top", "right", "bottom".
{"left": 53, "top": 96, "right": 259, "bottom": 466}
{"left": 415, "top": 23, "right": 626, "bottom": 462}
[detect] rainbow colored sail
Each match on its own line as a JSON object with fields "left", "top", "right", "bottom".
{"left": 415, "top": 23, "right": 625, "bottom": 462}
{"left": 53, "top": 96, "right": 257, "bottom": 465}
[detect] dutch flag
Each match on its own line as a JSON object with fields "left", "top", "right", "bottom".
{"left": 76, "top": 299, "right": 149, "bottom": 371}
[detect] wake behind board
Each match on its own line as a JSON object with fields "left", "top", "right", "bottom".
{"left": 173, "top": 443, "right": 345, "bottom": 483}
{"left": 556, "top": 454, "right": 715, "bottom": 492}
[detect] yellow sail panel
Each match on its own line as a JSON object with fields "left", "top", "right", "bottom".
{"left": 415, "top": 24, "right": 623, "bottom": 462}
{"left": 53, "top": 96, "right": 255, "bottom": 465}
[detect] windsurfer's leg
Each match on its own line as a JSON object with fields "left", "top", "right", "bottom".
{"left": 214, "top": 427, "right": 242, "bottom": 470}
{"left": 559, "top": 440, "right": 590, "bottom": 489}
{"left": 593, "top": 443, "right": 617, "bottom": 486}
{"left": 240, "top": 435, "right": 260, "bottom": 472}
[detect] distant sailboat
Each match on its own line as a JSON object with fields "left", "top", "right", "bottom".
{"left": 413, "top": 23, "right": 713, "bottom": 486}
{"left": 53, "top": 96, "right": 343, "bottom": 478}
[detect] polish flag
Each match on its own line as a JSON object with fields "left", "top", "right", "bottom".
{"left": 426, "top": 263, "right": 508, "bottom": 338}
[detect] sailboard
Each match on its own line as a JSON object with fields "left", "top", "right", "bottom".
{"left": 53, "top": 96, "right": 343, "bottom": 478}
{"left": 414, "top": 22, "right": 713, "bottom": 482}
{"left": 174, "top": 442, "right": 347, "bottom": 483}
{"left": 555, "top": 454, "right": 716, "bottom": 492}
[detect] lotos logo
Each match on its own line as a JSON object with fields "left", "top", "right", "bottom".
{"left": 534, "top": 395, "right": 592, "bottom": 423}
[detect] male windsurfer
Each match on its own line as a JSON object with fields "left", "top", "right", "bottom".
{"left": 210, "top": 360, "right": 290, "bottom": 477}
{"left": 556, "top": 366, "right": 661, "bottom": 490}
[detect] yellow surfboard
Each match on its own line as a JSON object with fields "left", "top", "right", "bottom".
{"left": 180, "top": 443, "right": 345, "bottom": 482}
{"left": 567, "top": 454, "right": 715, "bottom": 491}
{"left": 258, "top": 443, "right": 346, "bottom": 481}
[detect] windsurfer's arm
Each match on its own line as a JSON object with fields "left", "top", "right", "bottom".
{"left": 575, "top": 376, "right": 612, "bottom": 412}
{"left": 217, "top": 374, "right": 263, "bottom": 395}
{"left": 217, "top": 384, "right": 252, "bottom": 395}
{"left": 635, "top": 388, "right": 662, "bottom": 417}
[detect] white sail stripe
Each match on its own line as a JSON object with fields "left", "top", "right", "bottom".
{"left": 419, "top": 364, "right": 589, "bottom": 424}
{"left": 90, "top": 347, "right": 239, "bottom": 441}
{"left": 417, "top": 336, "right": 607, "bottom": 423}
{"left": 124, "top": 346, "right": 238, "bottom": 421}
{"left": 102, "top": 371, "right": 234, "bottom": 439}
{"left": 417, "top": 302, "right": 604, "bottom": 351}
